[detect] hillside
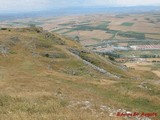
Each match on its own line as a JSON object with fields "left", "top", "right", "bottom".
{"left": 0, "top": 27, "right": 159, "bottom": 120}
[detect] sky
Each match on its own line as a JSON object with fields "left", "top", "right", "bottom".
{"left": 0, "top": 0, "right": 160, "bottom": 13}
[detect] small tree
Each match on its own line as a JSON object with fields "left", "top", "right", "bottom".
{"left": 108, "top": 56, "right": 115, "bottom": 61}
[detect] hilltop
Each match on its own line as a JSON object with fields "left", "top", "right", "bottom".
{"left": 0, "top": 27, "right": 159, "bottom": 120}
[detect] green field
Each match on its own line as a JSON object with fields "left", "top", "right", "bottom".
{"left": 121, "top": 22, "right": 134, "bottom": 26}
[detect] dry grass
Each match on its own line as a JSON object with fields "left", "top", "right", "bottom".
{"left": 146, "top": 34, "right": 160, "bottom": 40}
{"left": 152, "top": 71, "right": 160, "bottom": 77}
{"left": 0, "top": 28, "right": 160, "bottom": 120}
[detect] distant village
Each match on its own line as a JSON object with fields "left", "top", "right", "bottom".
{"left": 91, "top": 39, "right": 160, "bottom": 63}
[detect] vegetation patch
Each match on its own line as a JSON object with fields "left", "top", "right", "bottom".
{"left": 52, "top": 28, "right": 64, "bottom": 32}
{"left": 91, "top": 38, "right": 101, "bottom": 41}
{"left": 117, "top": 31, "right": 145, "bottom": 39}
{"left": 0, "top": 28, "right": 7, "bottom": 30}
{"left": 96, "top": 21, "right": 110, "bottom": 29}
{"left": 64, "top": 22, "right": 110, "bottom": 33}
{"left": 121, "top": 22, "right": 134, "bottom": 26}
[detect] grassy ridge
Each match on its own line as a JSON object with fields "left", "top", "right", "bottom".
{"left": 0, "top": 27, "right": 159, "bottom": 120}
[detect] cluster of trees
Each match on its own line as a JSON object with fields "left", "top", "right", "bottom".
{"left": 99, "top": 52, "right": 160, "bottom": 59}
{"left": 1, "top": 28, "right": 7, "bottom": 30}
{"left": 117, "top": 31, "right": 145, "bottom": 39}
{"left": 100, "top": 52, "right": 121, "bottom": 58}
{"left": 152, "top": 60, "right": 160, "bottom": 63}
{"left": 140, "top": 54, "right": 160, "bottom": 58}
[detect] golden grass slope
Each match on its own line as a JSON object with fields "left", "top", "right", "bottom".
{"left": 0, "top": 27, "right": 160, "bottom": 120}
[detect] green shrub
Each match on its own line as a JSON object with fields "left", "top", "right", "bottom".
{"left": 1, "top": 28, "right": 7, "bottom": 30}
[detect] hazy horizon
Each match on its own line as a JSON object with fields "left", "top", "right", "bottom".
{"left": 0, "top": 0, "right": 160, "bottom": 14}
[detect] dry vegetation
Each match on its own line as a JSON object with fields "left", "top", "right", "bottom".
{"left": 0, "top": 27, "right": 160, "bottom": 120}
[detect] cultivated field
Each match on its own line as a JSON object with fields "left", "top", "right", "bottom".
{"left": 0, "top": 12, "right": 160, "bottom": 120}
{"left": 1, "top": 13, "right": 160, "bottom": 46}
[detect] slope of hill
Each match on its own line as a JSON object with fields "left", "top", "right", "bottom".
{"left": 0, "top": 27, "right": 159, "bottom": 120}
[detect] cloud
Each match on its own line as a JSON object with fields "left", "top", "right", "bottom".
{"left": 0, "top": 0, "right": 51, "bottom": 12}
{"left": 115, "top": 0, "right": 160, "bottom": 6}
